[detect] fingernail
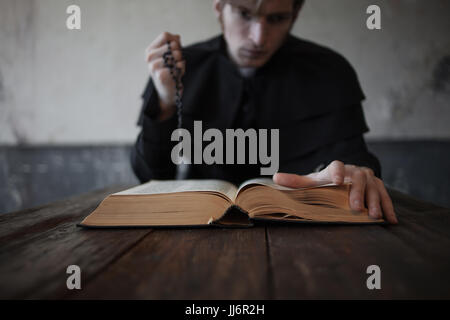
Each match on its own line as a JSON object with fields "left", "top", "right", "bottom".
{"left": 353, "top": 200, "right": 361, "bottom": 210}
{"left": 370, "top": 207, "right": 380, "bottom": 219}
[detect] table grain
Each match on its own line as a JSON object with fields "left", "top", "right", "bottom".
{"left": 1, "top": 185, "right": 449, "bottom": 299}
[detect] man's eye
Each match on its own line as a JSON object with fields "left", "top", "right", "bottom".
{"left": 239, "top": 9, "right": 252, "bottom": 20}
{"left": 267, "top": 15, "right": 289, "bottom": 24}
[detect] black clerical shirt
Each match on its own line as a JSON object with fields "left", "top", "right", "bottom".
{"left": 131, "top": 34, "right": 381, "bottom": 186}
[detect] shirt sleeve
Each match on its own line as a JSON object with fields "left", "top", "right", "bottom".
{"left": 131, "top": 77, "right": 177, "bottom": 182}
{"left": 278, "top": 102, "right": 382, "bottom": 179}
{"left": 317, "top": 135, "right": 382, "bottom": 179}
{"left": 279, "top": 133, "right": 382, "bottom": 179}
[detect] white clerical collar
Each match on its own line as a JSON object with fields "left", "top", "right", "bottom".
{"left": 239, "top": 67, "right": 257, "bottom": 78}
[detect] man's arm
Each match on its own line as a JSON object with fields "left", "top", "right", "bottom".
{"left": 314, "top": 135, "right": 382, "bottom": 178}
{"left": 131, "top": 32, "right": 186, "bottom": 183}
{"left": 275, "top": 130, "right": 396, "bottom": 223}
{"left": 130, "top": 78, "right": 178, "bottom": 183}
{"left": 274, "top": 135, "right": 397, "bottom": 225}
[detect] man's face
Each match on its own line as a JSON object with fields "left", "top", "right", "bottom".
{"left": 216, "top": 0, "right": 298, "bottom": 68}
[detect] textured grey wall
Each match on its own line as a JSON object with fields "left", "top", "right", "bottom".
{"left": 1, "top": 0, "right": 449, "bottom": 145}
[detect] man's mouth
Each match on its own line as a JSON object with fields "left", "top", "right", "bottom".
{"left": 240, "top": 48, "right": 266, "bottom": 59}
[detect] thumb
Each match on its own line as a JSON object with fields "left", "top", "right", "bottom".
{"left": 273, "top": 172, "right": 320, "bottom": 189}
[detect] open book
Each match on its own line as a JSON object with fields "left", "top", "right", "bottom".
{"left": 79, "top": 178, "right": 384, "bottom": 228}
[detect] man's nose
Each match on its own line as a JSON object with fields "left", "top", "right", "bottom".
{"left": 249, "top": 20, "right": 267, "bottom": 47}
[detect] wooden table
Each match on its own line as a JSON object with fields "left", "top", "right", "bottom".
{"left": 1, "top": 185, "right": 450, "bottom": 300}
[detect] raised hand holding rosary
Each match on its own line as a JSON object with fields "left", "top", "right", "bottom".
{"left": 163, "top": 41, "right": 189, "bottom": 179}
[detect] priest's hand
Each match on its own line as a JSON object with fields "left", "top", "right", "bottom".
{"left": 145, "top": 32, "right": 186, "bottom": 121}
{"left": 273, "top": 160, "right": 398, "bottom": 224}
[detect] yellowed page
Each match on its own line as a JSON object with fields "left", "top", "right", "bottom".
{"left": 114, "top": 179, "right": 238, "bottom": 202}
{"left": 237, "top": 177, "right": 339, "bottom": 195}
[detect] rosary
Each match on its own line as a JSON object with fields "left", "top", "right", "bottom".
{"left": 163, "top": 41, "right": 189, "bottom": 179}
{"left": 162, "top": 41, "right": 183, "bottom": 130}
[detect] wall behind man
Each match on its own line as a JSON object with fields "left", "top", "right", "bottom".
{"left": 1, "top": 0, "right": 449, "bottom": 212}
{"left": 0, "top": 0, "right": 219, "bottom": 145}
{"left": 1, "top": 0, "right": 449, "bottom": 144}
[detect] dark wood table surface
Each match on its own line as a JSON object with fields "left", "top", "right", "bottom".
{"left": 1, "top": 185, "right": 450, "bottom": 300}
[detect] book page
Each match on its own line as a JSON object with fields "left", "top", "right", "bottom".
{"left": 114, "top": 179, "right": 238, "bottom": 201}
{"left": 237, "top": 177, "right": 340, "bottom": 195}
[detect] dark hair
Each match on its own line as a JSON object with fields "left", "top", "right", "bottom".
{"left": 221, "top": 0, "right": 305, "bottom": 12}
{"left": 293, "top": 0, "right": 305, "bottom": 11}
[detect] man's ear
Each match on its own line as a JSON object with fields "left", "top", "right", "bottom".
{"left": 213, "top": 0, "right": 224, "bottom": 20}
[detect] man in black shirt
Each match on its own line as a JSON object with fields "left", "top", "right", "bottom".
{"left": 131, "top": 0, "right": 398, "bottom": 224}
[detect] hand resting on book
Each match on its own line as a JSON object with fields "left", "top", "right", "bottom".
{"left": 273, "top": 160, "right": 398, "bottom": 224}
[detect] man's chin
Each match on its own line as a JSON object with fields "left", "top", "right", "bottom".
{"left": 237, "top": 56, "right": 269, "bottom": 68}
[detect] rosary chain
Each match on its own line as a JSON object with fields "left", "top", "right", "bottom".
{"left": 162, "top": 41, "right": 183, "bottom": 129}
